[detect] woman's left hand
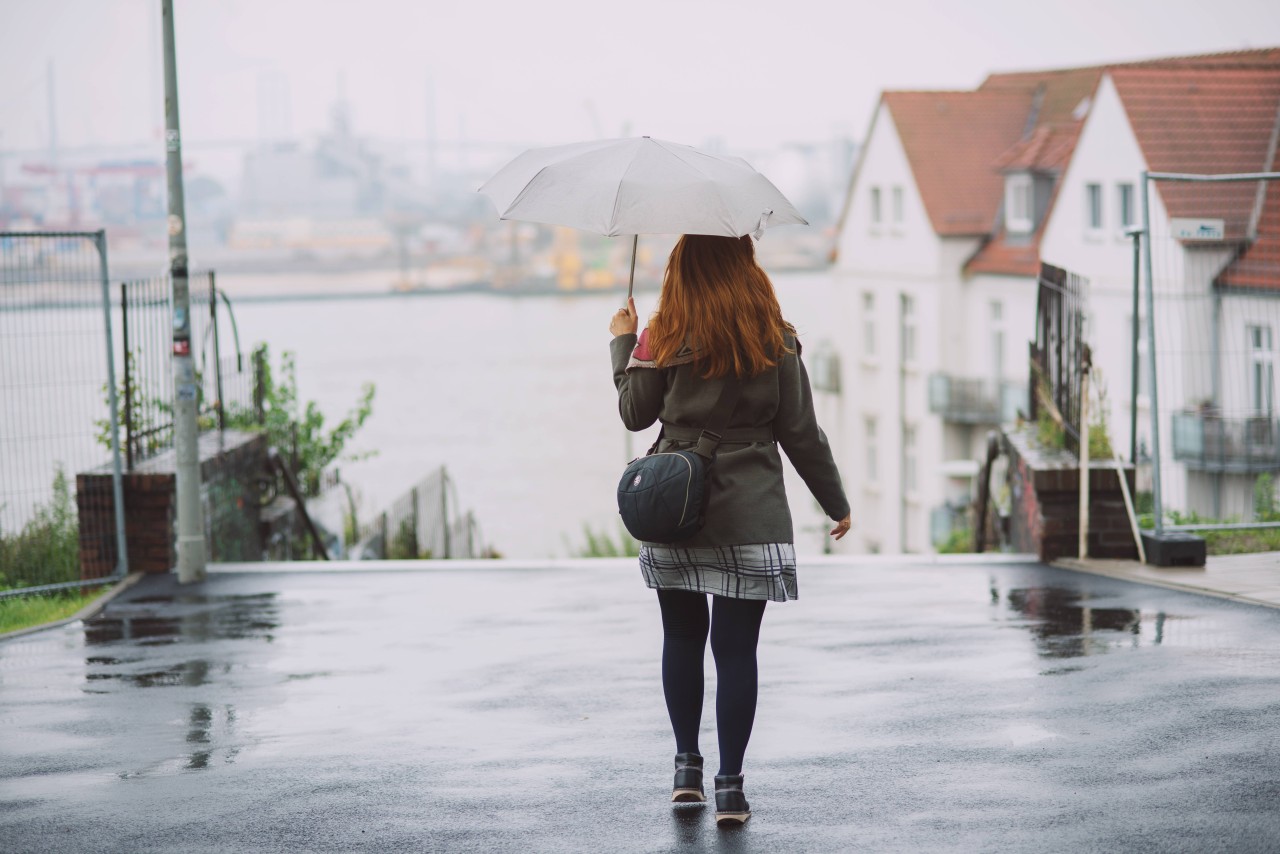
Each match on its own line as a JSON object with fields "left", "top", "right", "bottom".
{"left": 610, "top": 297, "right": 638, "bottom": 337}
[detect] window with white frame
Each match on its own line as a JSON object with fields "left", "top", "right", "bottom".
{"left": 1117, "top": 182, "right": 1135, "bottom": 229}
{"left": 862, "top": 292, "right": 876, "bottom": 357}
{"left": 900, "top": 293, "right": 916, "bottom": 364}
{"left": 1249, "top": 325, "right": 1274, "bottom": 414}
{"left": 865, "top": 417, "right": 878, "bottom": 483}
{"left": 1086, "top": 183, "right": 1104, "bottom": 231}
{"left": 1005, "top": 173, "right": 1034, "bottom": 234}
{"left": 870, "top": 187, "right": 882, "bottom": 226}
{"left": 891, "top": 186, "right": 904, "bottom": 225}
{"left": 903, "top": 424, "right": 917, "bottom": 493}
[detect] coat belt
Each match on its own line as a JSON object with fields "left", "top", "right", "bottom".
{"left": 662, "top": 424, "right": 775, "bottom": 443}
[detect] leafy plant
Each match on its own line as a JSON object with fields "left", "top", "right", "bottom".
{"left": 0, "top": 468, "right": 81, "bottom": 591}
{"left": 1253, "top": 473, "right": 1278, "bottom": 521}
{"left": 229, "top": 344, "right": 376, "bottom": 498}
{"left": 936, "top": 526, "right": 973, "bottom": 554}
{"left": 572, "top": 522, "right": 640, "bottom": 557}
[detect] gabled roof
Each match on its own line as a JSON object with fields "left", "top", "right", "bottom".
{"left": 1220, "top": 190, "right": 1280, "bottom": 289}
{"left": 881, "top": 90, "right": 1032, "bottom": 236}
{"left": 1112, "top": 66, "right": 1280, "bottom": 240}
{"left": 840, "top": 47, "right": 1280, "bottom": 279}
{"left": 963, "top": 69, "right": 1102, "bottom": 275}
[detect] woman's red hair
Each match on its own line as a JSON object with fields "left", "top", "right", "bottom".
{"left": 648, "top": 234, "right": 793, "bottom": 378}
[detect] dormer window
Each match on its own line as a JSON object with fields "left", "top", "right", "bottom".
{"left": 1005, "top": 173, "right": 1034, "bottom": 235}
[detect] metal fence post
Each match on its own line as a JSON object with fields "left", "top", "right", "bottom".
{"left": 1140, "top": 170, "right": 1164, "bottom": 535}
{"left": 253, "top": 346, "right": 266, "bottom": 424}
{"left": 96, "top": 230, "right": 130, "bottom": 578}
{"left": 121, "top": 281, "right": 134, "bottom": 470}
{"left": 210, "top": 272, "right": 225, "bottom": 431}
{"left": 1128, "top": 228, "right": 1142, "bottom": 465}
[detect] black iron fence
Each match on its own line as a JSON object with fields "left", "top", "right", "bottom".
{"left": 1029, "top": 262, "right": 1090, "bottom": 455}
{"left": 117, "top": 271, "right": 261, "bottom": 467}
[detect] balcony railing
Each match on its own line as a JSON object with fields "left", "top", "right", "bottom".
{"left": 1171, "top": 411, "right": 1280, "bottom": 473}
{"left": 928, "top": 374, "right": 1027, "bottom": 424}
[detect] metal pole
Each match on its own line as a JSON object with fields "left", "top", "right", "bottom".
{"left": 627, "top": 234, "right": 638, "bottom": 300}
{"left": 210, "top": 272, "right": 225, "bottom": 431}
{"left": 1128, "top": 229, "right": 1141, "bottom": 464}
{"left": 121, "top": 282, "right": 134, "bottom": 470}
{"left": 1141, "top": 171, "right": 1164, "bottom": 536}
{"left": 1079, "top": 355, "right": 1090, "bottom": 559}
{"left": 163, "top": 0, "right": 206, "bottom": 583}
{"left": 96, "top": 231, "right": 130, "bottom": 578}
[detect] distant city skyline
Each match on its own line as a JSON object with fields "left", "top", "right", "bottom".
{"left": 2, "top": 0, "right": 1279, "bottom": 162}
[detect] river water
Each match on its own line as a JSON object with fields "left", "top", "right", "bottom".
{"left": 3, "top": 269, "right": 849, "bottom": 559}
{"left": 229, "top": 269, "right": 849, "bottom": 558}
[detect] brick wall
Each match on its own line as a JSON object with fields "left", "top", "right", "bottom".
{"left": 1004, "top": 428, "right": 1140, "bottom": 562}
{"left": 76, "top": 431, "right": 267, "bottom": 578}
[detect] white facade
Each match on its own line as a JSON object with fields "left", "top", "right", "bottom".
{"left": 831, "top": 102, "right": 1036, "bottom": 553}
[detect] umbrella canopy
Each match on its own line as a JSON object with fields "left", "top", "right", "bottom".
{"left": 478, "top": 136, "right": 808, "bottom": 239}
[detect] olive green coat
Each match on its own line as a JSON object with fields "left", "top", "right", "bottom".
{"left": 610, "top": 332, "right": 849, "bottom": 547}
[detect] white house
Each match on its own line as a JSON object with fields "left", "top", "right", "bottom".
{"left": 1041, "top": 59, "right": 1280, "bottom": 521}
{"left": 832, "top": 48, "right": 1280, "bottom": 553}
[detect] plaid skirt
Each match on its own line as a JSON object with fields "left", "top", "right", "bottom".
{"left": 638, "top": 543, "right": 798, "bottom": 602}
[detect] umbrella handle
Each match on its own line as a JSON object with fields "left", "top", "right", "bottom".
{"left": 627, "top": 234, "right": 638, "bottom": 301}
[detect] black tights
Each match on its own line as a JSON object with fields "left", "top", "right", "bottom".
{"left": 656, "top": 589, "right": 767, "bottom": 777}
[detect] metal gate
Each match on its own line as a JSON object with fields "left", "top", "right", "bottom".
{"left": 0, "top": 231, "right": 128, "bottom": 597}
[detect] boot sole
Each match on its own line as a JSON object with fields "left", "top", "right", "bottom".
{"left": 671, "top": 789, "right": 706, "bottom": 803}
{"left": 715, "top": 811, "right": 751, "bottom": 826}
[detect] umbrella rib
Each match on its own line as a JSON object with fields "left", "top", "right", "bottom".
{"left": 503, "top": 164, "right": 555, "bottom": 218}
{"left": 609, "top": 144, "right": 645, "bottom": 236}
{"left": 652, "top": 141, "right": 742, "bottom": 233}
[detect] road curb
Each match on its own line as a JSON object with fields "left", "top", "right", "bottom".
{"left": 1052, "top": 558, "right": 1280, "bottom": 610}
{"left": 0, "top": 572, "right": 147, "bottom": 643}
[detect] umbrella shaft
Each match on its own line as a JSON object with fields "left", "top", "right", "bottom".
{"left": 628, "top": 235, "right": 638, "bottom": 300}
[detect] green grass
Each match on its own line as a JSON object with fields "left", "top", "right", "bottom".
{"left": 0, "top": 586, "right": 112, "bottom": 635}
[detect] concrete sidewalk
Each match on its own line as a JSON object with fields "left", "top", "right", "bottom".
{"left": 1056, "top": 550, "right": 1280, "bottom": 609}
{"left": 2, "top": 559, "right": 1279, "bottom": 852}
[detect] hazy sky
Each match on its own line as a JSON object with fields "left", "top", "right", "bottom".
{"left": 2, "top": 0, "right": 1279, "bottom": 159}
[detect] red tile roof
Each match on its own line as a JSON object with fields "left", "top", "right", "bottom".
{"left": 882, "top": 90, "right": 1032, "bottom": 236}
{"left": 1112, "top": 67, "right": 1280, "bottom": 239}
{"left": 1219, "top": 188, "right": 1280, "bottom": 289}
{"left": 963, "top": 69, "right": 1102, "bottom": 275}
{"left": 843, "top": 48, "right": 1280, "bottom": 279}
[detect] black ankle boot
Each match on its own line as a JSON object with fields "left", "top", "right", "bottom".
{"left": 714, "top": 774, "right": 751, "bottom": 825}
{"left": 671, "top": 752, "right": 705, "bottom": 803}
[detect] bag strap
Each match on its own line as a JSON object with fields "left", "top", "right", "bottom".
{"left": 693, "top": 376, "right": 744, "bottom": 459}
{"left": 644, "top": 375, "right": 745, "bottom": 459}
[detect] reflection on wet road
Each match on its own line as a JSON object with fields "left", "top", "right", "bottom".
{"left": 1, "top": 562, "right": 1278, "bottom": 852}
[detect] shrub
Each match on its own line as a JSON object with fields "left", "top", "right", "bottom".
{"left": 0, "top": 468, "right": 81, "bottom": 591}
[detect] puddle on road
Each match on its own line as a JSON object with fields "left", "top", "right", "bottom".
{"left": 992, "top": 581, "right": 1179, "bottom": 661}
{"left": 83, "top": 592, "right": 280, "bottom": 647}
{"left": 81, "top": 591, "right": 279, "bottom": 697}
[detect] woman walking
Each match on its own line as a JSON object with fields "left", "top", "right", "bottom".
{"left": 608, "top": 234, "right": 851, "bottom": 826}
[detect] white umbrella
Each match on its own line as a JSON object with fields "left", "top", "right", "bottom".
{"left": 478, "top": 136, "right": 807, "bottom": 297}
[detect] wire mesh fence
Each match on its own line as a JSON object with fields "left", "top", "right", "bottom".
{"left": 1143, "top": 171, "right": 1280, "bottom": 527}
{"left": 118, "top": 271, "right": 259, "bottom": 467}
{"left": 0, "top": 231, "right": 126, "bottom": 597}
{"left": 351, "top": 467, "right": 486, "bottom": 559}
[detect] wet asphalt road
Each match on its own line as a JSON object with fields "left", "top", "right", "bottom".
{"left": 2, "top": 559, "right": 1279, "bottom": 853}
